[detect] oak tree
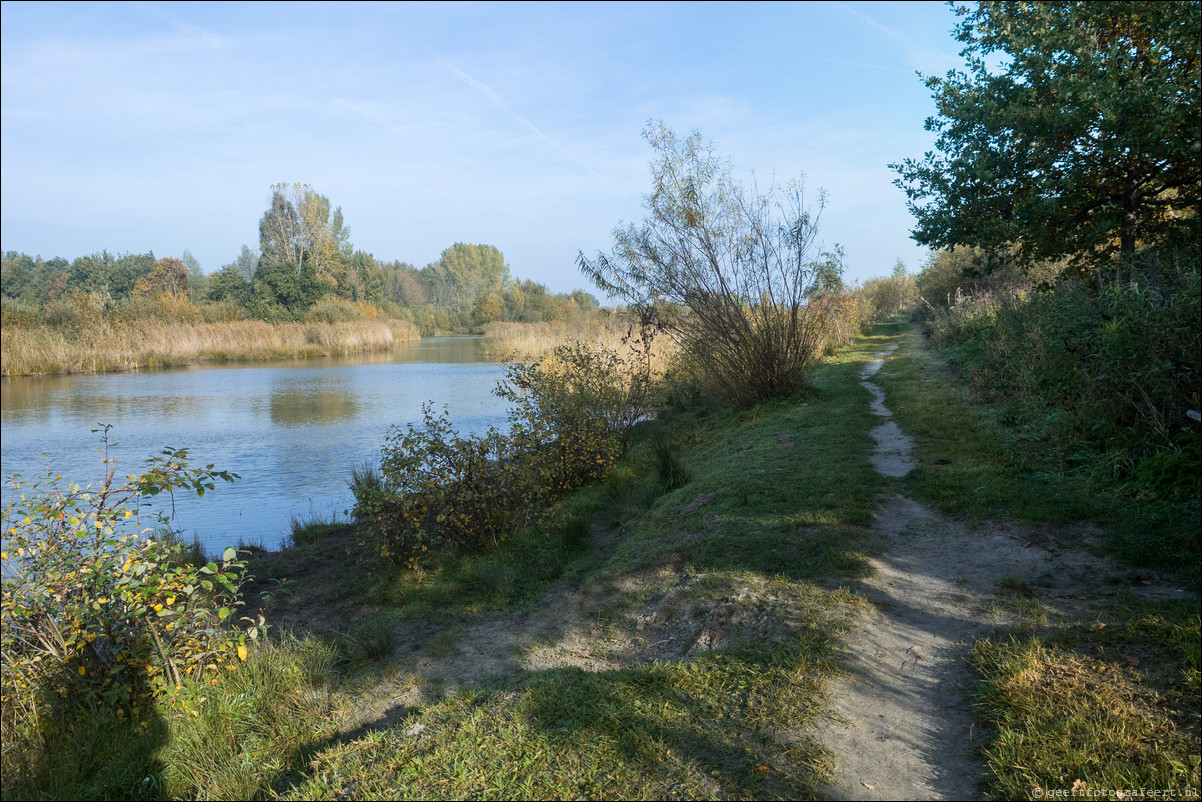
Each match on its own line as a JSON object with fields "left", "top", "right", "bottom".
{"left": 891, "top": 1, "right": 1201, "bottom": 276}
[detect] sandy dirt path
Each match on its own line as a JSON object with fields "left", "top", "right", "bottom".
{"left": 816, "top": 345, "right": 1175, "bottom": 801}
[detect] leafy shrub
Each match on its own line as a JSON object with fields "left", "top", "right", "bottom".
{"left": 914, "top": 247, "right": 1201, "bottom": 565}
{"left": 354, "top": 339, "right": 653, "bottom": 569}
{"left": 0, "top": 296, "right": 40, "bottom": 329}
{"left": 1, "top": 429, "right": 262, "bottom": 742}
{"left": 818, "top": 288, "right": 876, "bottom": 355}
{"left": 861, "top": 262, "right": 917, "bottom": 320}
{"left": 198, "top": 299, "right": 248, "bottom": 323}
{"left": 42, "top": 290, "right": 111, "bottom": 338}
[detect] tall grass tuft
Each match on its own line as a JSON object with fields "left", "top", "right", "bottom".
{"left": 649, "top": 431, "right": 691, "bottom": 493}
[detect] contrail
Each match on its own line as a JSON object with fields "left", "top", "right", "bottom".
{"left": 439, "top": 56, "right": 638, "bottom": 206}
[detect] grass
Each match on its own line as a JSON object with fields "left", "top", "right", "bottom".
{"left": 869, "top": 317, "right": 1201, "bottom": 800}
{"left": 874, "top": 319, "right": 1200, "bottom": 585}
{"left": 10, "top": 317, "right": 1194, "bottom": 800}
{"left": 292, "top": 639, "right": 844, "bottom": 801}
{"left": 872, "top": 320, "right": 1101, "bottom": 525}
{"left": 969, "top": 599, "right": 1200, "bottom": 800}
{"left": 0, "top": 318, "right": 421, "bottom": 376}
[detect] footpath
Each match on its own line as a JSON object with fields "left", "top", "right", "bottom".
{"left": 817, "top": 342, "right": 1182, "bottom": 801}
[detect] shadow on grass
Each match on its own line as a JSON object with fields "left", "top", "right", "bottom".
{"left": 4, "top": 640, "right": 169, "bottom": 800}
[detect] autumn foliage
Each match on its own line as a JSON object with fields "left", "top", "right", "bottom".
{"left": 353, "top": 338, "right": 654, "bottom": 569}
{"left": 1, "top": 430, "right": 263, "bottom": 738}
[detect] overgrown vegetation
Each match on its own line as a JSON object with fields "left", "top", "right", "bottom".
{"left": 1, "top": 429, "right": 265, "bottom": 793}
{"left": 353, "top": 337, "right": 655, "bottom": 570}
{"left": 579, "top": 122, "right": 874, "bottom": 408}
{"left": 903, "top": 245, "right": 1201, "bottom": 573}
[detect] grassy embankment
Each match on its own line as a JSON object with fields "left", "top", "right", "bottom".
{"left": 0, "top": 318, "right": 421, "bottom": 376}
{"left": 2, "top": 326, "right": 887, "bottom": 800}
{"left": 4, "top": 321, "right": 1196, "bottom": 800}
{"left": 873, "top": 319, "right": 1200, "bottom": 799}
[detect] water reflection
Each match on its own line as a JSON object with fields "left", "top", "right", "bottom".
{"left": 1, "top": 338, "right": 510, "bottom": 553}
{"left": 269, "top": 386, "right": 359, "bottom": 427}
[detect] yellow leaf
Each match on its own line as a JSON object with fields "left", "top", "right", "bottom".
{"left": 237, "top": 645, "right": 247, "bottom": 662}
{"left": 78, "top": 666, "right": 86, "bottom": 676}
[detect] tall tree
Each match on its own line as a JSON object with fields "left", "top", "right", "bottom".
{"left": 234, "top": 245, "right": 260, "bottom": 281}
{"left": 134, "top": 257, "right": 190, "bottom": 299}
{"left": 257, "top": 183, "right": 352, "bottom": 305}
{"left": 428, "top": 243, "right": 511, "bottom": 314}
{"left": 203, "top": 264, "right": 253, "bottom": 306}
{"left": 891, "top": 1, "right": 1201, "bottom": 276}
{"left": 182, "top": 249, "right": 206, "bottom": 299}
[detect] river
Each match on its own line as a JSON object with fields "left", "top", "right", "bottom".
{"left": 0, "top": 337, "right": 511, "bottom": 555}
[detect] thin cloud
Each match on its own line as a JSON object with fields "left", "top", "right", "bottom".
{"left": 131, "top": 1, "right": 226, "bottom": 48}
{"left": 835, "top": 1, "right": 959, "bottom": 76}
{"left": 802, "top": 53, "right": 913, "bottom": 75}
{"left": 439, "top": 56, "right": 638, "bottom": 206}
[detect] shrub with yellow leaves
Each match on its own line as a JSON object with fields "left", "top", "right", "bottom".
{"left": 1, "top": 426, "right": 264, "bottom": 739}
{"left": 354, "top": 338, "right": 653, "bottom": 569}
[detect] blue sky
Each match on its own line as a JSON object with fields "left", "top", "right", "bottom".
{"left": 1, "top": 1, "right": 966, "bottom": 294}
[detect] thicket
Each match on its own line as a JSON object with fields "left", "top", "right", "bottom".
{"left": 2, "top": 197, "right": 604, "bottom": 348}
{"left": 352, "top": 337, "right": 655, "bottom": 570}
{"left": 1, "top": 429, "right": 264, "bottom": 786}
{"left": 914, "top": 245, "right": 1201, "bottom": 562}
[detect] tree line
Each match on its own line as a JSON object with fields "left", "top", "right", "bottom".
{"left": 1, "top": 182, "right": 599, "bottom": 335}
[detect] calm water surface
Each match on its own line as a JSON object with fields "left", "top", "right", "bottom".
{"left": 0, "top": 338, "right": 510, "bottom": 553}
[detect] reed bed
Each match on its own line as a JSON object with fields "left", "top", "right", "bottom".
{"left": 481, "top": 318, "right": 677, "bottom": 374}
{"left": 0, "top": 319, "right": 420, "bottom": 376}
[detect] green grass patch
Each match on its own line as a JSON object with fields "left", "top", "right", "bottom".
{"left": 969, "top": 599, "right": 1200, "bottom": 800}
{"left": 604, "top": 337, "right": 886, "bottom": 582}
{"left": 873, "top": 320, "right": 1099, "bottom": 524}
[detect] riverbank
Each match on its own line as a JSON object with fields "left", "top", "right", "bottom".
{"left": 0, "top": 318, "right": 421, "bottom": 376}
{"left": 4, "top": 321, "right": 1196, "bottom": 800}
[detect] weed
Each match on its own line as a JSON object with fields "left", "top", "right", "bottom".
{"left": 649, "top": 431, "right": 691, "bottom": 493}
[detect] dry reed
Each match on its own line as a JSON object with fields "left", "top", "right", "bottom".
{"left": 481, "top": 318, "right": 677, "bottom": 375}
{"left": 0, "top": 319, "right": 420, "bottom": 376}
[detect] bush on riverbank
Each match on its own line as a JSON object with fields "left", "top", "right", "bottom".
{"left": 1, "top": 431, "right": 264, "bottom": 792}
{"left": 353, "top": 338, "right": 655, "bottom": 570}
{"left": 912, "top": 245, "right": 1201, "bottom": 565}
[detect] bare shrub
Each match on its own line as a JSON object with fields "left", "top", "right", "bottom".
{"left": 579, "top": 122, "right": 833, "bottom": 407}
